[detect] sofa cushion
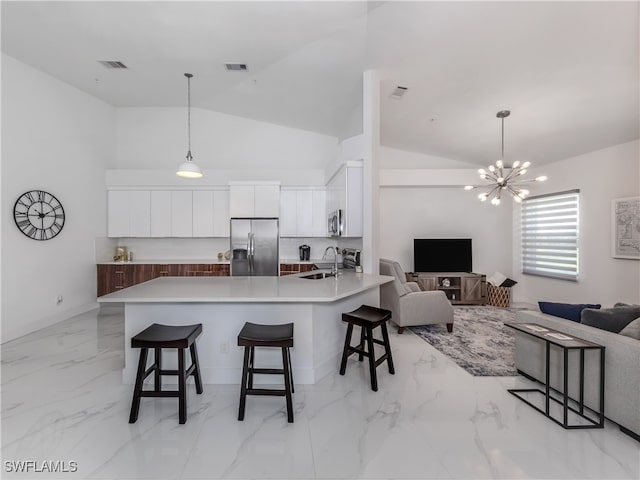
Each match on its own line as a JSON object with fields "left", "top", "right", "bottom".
{"left": 619, "top": 317, "right": 640, "bottom": 340}
{"left": 581, "top": 305, "right": 640, "bottom": 333}
{"left": 538, "top": 301, "right": 601, "bottom": 322}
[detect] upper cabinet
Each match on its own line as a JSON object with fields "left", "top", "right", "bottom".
{"left": 229, "top": 182, "right": 280, "bottom": 218}
{"left": 192, "top": 190, "right": 230, "bottom": 237}
{"left": 326, "top": 162, "right": 363, "bottom": 237}
{"left": 108, "top": 188, "right": 229, "bottom": 238}
{"left": 280, "top": 188, "right": 327, "bottom": 237}
{"left": 108, "top": 190, "right": 151, "bottom": 237}
{"left": 149, "top": 191, "right": 193, "bottom": 237}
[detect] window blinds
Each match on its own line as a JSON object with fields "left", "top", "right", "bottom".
{"left": 521, "top": 190, "right": 579, "bottom": 281}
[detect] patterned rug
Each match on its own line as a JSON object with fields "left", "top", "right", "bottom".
{"left": 409, "top": 306, "right": 519, "bottom": 376}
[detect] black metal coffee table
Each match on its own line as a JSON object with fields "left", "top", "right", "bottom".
{"left": 505, "top": 322, "right": 605, "bottom": 430}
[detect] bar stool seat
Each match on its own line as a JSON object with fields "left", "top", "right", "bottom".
{"left": 237, "top": 322, "right": 294, "bottom": 423}
{"left": 339, "top": 305, "right": 395, "bottom": 391}
{"left": 129, "top": 323, "right": 203, "bottom": 424}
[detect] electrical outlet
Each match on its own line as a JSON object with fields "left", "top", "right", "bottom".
{"left": 56, "top": 295, "right": 63, "bottom": 305}
{"left": 220, "top": 341, "right": 229, "bottom": 354}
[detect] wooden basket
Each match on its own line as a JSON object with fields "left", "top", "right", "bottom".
{"left": 487, "top": 284, "right": 511, "bottom": 308}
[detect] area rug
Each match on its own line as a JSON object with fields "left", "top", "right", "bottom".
{"left": 409, "top": 306, "right": 519, "bottom": 376}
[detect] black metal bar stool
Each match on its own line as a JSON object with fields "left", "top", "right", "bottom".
{"left": 237, "top": 322, "right": 294, "bottom": 423}
{"left": 129, "top": 323, "right": 203, "bottom": 424}
{"left": 339, "top": 305, "right": 394, "bottom": 391}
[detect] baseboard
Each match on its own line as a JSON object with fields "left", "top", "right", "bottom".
{"left": 619, "top": 426, "right": 640, "bottom": 443}
{"left": 1, "top": 302, "right": 100, "bottom": 344}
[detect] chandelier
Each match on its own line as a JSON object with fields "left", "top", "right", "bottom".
{"left": 176, "top": 73, "right": 204, "bottom": 178}
{"left": 465, "top": 110, "right": 547, "bottom": 205}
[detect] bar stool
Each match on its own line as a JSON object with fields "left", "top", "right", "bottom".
{"left": 129, "top": 323, "right": 203, "bottom": 424}
{"left": 237, "top": 322, "right": 294, "bottom": 423}
{"left": 339, "top": 305, "right": 394, "bottom": 391}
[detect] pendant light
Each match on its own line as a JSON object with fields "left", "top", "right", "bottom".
{"left": 464, "top": 110, "right": 547, "bottom": 205}
{"left": 176, "top": 73, "right": 203, "bottom": 178}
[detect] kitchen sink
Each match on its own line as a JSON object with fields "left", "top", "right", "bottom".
{"left": 299, "top": 271, "right": 336, "bottom": 280}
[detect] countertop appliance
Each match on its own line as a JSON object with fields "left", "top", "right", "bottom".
{"left": 299, "top": 244, "right": 310, "bottom": 261}
{"left": 328, "top": 209, "right": 343, "bottom": 237}
{"left": 342, "top": 248, "right": 361, "bottom": 269}
{"left": 230, "top": 218, "right": 279, "bottom": 276}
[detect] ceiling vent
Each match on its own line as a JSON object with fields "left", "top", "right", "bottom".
{"left": 390, "top": 85, "right": 408, "bottom": 99}
{"left": 98, "top": 60, "right": 128, "bottom": 69}
{"left": 225, "top": 63, "right": 248, "bottom": 71}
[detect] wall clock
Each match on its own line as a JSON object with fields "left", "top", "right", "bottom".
{"left": 13, "top": 190, "right": 65, "bottom": 241}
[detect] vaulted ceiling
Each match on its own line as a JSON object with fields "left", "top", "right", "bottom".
{"left": 2, "top": 1, "right": 638, "bottom": 166}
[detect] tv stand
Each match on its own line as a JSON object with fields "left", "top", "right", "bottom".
{"left": 406, "top": 272, "right": 486, "bottom": 305}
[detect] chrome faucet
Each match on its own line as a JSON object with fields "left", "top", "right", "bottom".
{"left": 323, "top": 246, "right": 339, "bottom": 276}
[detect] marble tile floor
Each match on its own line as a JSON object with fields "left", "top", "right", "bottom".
{"left": 1, "top": 307, "right": 639, "bottom": 480}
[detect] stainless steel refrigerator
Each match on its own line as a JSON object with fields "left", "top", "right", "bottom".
{"left": 230, "top": 218, "right": 279, "bottom": 276}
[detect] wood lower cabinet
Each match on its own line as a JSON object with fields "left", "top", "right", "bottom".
{"left": 279, "top": 263, "right": 315, "bottom": 276}
{"left": 406, "top": 272, "right": 486, "bottom": 305}
{"left": 97, "top": 263, "right": 230, "bottom": 296}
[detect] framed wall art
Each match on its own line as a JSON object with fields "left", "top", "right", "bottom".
{"left": 611, "top": 196, "right": 640, "bottom": 259}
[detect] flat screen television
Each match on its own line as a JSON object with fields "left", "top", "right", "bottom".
{"left": 414, "top": 238, "right": 472, "bottom": 273}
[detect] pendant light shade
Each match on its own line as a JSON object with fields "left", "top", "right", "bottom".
{"left": 176, "top": 73, "right": 203, "bottom": 178}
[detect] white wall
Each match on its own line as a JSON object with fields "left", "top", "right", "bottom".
{"left": 116, "top": 108, "right": 338, "bottom": 172}
{"left": 379, "top": 186, "right": 513, "bottom": 276}
{"left": 512, "top": 140, "right": 640, "bottom": 306}
{"left": 1, "top": 54, "right": 116, "bottom": 342}
{"left": 380, "top": 146, "right": 478, "bottom": 169}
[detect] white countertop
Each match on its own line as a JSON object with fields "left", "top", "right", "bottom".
{"left": 97, "top": 270, "right": 392, "bottom": 303}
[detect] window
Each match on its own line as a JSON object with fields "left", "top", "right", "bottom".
{"left": 521, "top": 190, "right": 579, "bottom": 281}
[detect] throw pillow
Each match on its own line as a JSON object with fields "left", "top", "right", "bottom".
{"left": 581, "top": 305, "right": 640, "bottom": 333}
{"left": 619, "top": 317, "right": 640, "bottom": 340}
{"left": 538, "top": 301, "right": 601, "bottom": 322}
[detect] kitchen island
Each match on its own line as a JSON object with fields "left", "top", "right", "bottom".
{"left": 98, "top": 271, "right": 393, "bottom": 384}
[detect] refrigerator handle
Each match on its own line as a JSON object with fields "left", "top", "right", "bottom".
{"left": 248, "top": 233, "right": 254, "bottom": 273}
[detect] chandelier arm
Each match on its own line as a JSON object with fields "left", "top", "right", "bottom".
{"left": 502, "top": 167, "right": 520, "bottom": 183}
{"left": 486, "top": 184, "right": 501, "bottom": 199}
{"left": 506, "top": 185, "right": 521, "bottom": 198}
{"left": 509, "top": 178, "right": 539, "bottom": 185}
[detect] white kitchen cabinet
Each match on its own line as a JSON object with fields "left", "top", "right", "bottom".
{"left": 212, "top": 189, "right": 230, "bottom": 237}
{"left": 229, "top": 183, "right": 280, "bottom": 218}
{"left": 279, "top": 188, "right": 326, "bottom": 237}
{"left": 193, "top": 190, "right": 230, "bottom": 237}
{"left": 150, "top": 191, "right": 172, "bottom": 237}
{"left": 150, "top": 190, "right": 192, "bottom": 237}
{"left": 279, "top": 190, "right": 297, "bottom": 237}
{"left": 312, "top": 189, "right": 327, "bottom": 237}
{"left": 108, "top": 190, "right": 151, "bottom": 238}
{"left": 229, "top": 185, "right": 255, "bottom": 217}
{"left": 254, "top": 185, "right": 280, "bottom": 217}
{"left": 192, "top": 190, "right": 215, "bottom": 237}
{"left": 170, "top": 191, "right": 193, "bottom": 237}
{"left": 296, "top": 190, "right": 313, "bottom": 236}
{"left": 326, "top": 162, "right": 363, "bottom": 237}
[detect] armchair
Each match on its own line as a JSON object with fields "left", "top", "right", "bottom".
{"left": 379, "top": 258, "right": 454, "bottom": 334}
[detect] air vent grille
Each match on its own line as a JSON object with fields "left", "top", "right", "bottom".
{"left": 225, "top": 63, "right": 248, "bottom": 71}
{"left": 98, "top": 60, "right": 128, "bottom": 69}
{"left": 390, "top": 86, "right": 408, "bottom": 99}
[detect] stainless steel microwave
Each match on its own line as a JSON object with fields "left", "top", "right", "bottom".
{"left": 328, "top": 209, "right": 343, "bottom": 237}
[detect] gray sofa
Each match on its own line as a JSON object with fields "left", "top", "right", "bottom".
{"left": 379, "top": 258, "right": 454, "bottom": 333}
{"left": 514, "top": 310, "right": 640, "bottom": 440}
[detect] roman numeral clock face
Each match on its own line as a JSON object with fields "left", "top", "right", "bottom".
{"left": 13, "top": 190, "right": 65, "bottom": 241}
